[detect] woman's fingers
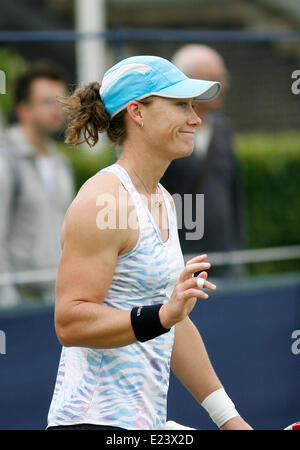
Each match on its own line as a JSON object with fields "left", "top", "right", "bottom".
{"left": 182, "top": 274, "right": 216, "bottom": 292}
{"left": 186, "top": 253, "right": 207, "bottom": 265}
{"left": 179, "top": 260, "right": 211, "bottom": 282}
{"left": 166, "top": 266, "right": 217, "bottom": 327}
{"left": 196, "top": 270, "right": 208, "bottom": 283}
{"left": 177, "top": 274, "right": 216, "bottom": 300}
{"left": 197, "top": 275, "right": 216, "bottom": 291}
{"left": 182, "top": 288, "right": 209, "bottom": 300}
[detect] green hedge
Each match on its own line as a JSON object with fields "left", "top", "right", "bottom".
{"left": 59, "top": 132, "right": 300, "bottom": 275}
{"left": 235, "top": 132, "right": 300, "bottom": 275}
{"left": 58, "top": 141, "right": 116, "bottom": 192}
{"left": 235, "top": 132, "right": 300, "bottom": 248}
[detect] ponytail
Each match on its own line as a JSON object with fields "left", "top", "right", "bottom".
{"left": 60, "top": 82, "right": 111, "bottom": 147}
{"left": 61, "top": 81, "right": 150, "bottom": 147}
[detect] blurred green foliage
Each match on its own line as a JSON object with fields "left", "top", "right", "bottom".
{"left": 235, "top": 132, "right": 300, "bottom": 248}
{"left": 58, "top": 141, "right": 116, "bottom": 192}
{"left": 235, "top": 132, "right": 300, "bottom": 275}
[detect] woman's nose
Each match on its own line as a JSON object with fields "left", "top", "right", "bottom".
{"left": 189, "top": 107, "right": 202, "bottom": 127}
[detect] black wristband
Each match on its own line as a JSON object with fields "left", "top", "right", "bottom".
{"left": 131, "top": 303, "right": 170, "bottom": 343}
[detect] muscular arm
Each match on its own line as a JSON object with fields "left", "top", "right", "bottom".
{"left": 55, "top": 173, "right": 137, "bottom": 349}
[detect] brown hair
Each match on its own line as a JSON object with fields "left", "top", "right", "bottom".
{"left": 60, "top": 83, "right": 153, "bottom": 147}
{"left": 14, "top": 59, "right": 68, "bottom": 105}
{"left": 59, "top": 82, "right": 127, "bottom": 147}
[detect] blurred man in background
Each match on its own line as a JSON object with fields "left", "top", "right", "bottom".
{"left": 161, "top": 44, "right": 245, "bottom": 278}
{"left": 0, "top": 61, "right": 74, "bottom": 308}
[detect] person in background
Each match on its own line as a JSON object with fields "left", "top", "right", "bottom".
{"left": 161, "top": 44, "right": 245, "bottom": 278}
{"left": 0, "top": 60, "right": 74, "bottom": 308}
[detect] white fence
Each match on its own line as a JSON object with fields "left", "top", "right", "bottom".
{"left": 1, "top": 245, "right": 300, "bottom": 286}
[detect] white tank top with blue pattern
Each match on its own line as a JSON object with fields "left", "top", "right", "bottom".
{"left": 47, "top": 163, "right": 185, "bottom": 430}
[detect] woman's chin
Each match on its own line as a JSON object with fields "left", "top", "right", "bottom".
{"left": 176, "top": 144, "right": 194, "bottom": 158}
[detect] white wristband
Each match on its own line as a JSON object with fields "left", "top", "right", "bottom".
{"left": 201, "top": 388, "right": 240, "bottom": 428}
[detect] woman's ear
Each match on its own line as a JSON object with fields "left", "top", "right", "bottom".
{"left": 126, "top": 100, "right": 143, "bottom": 127}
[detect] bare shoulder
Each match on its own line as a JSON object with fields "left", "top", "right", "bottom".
{"left": 61, "top": 171, "right": 128, "bottom": 254}
{"left": 56, "top": 172, "right": 128, "bottom": 308}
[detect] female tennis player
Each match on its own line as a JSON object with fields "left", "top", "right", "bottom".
{"left": 47, "top": 55, "right": 252, "bottom": 430}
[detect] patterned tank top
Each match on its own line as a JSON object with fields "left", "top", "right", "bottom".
{"left": 47, "top": 163, "right": 185, "bottom": 430}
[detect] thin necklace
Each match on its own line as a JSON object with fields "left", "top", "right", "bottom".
{"left": 131, "top": 167, "right": 162, "bottom": 208}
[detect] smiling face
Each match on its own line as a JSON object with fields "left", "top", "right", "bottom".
{"left": 140, "top": 96, "right": 201, "bottom": 160}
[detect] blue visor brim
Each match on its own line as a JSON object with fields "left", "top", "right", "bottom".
{"left": 153, "top": 78, "right": 221, "bottom": 101}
